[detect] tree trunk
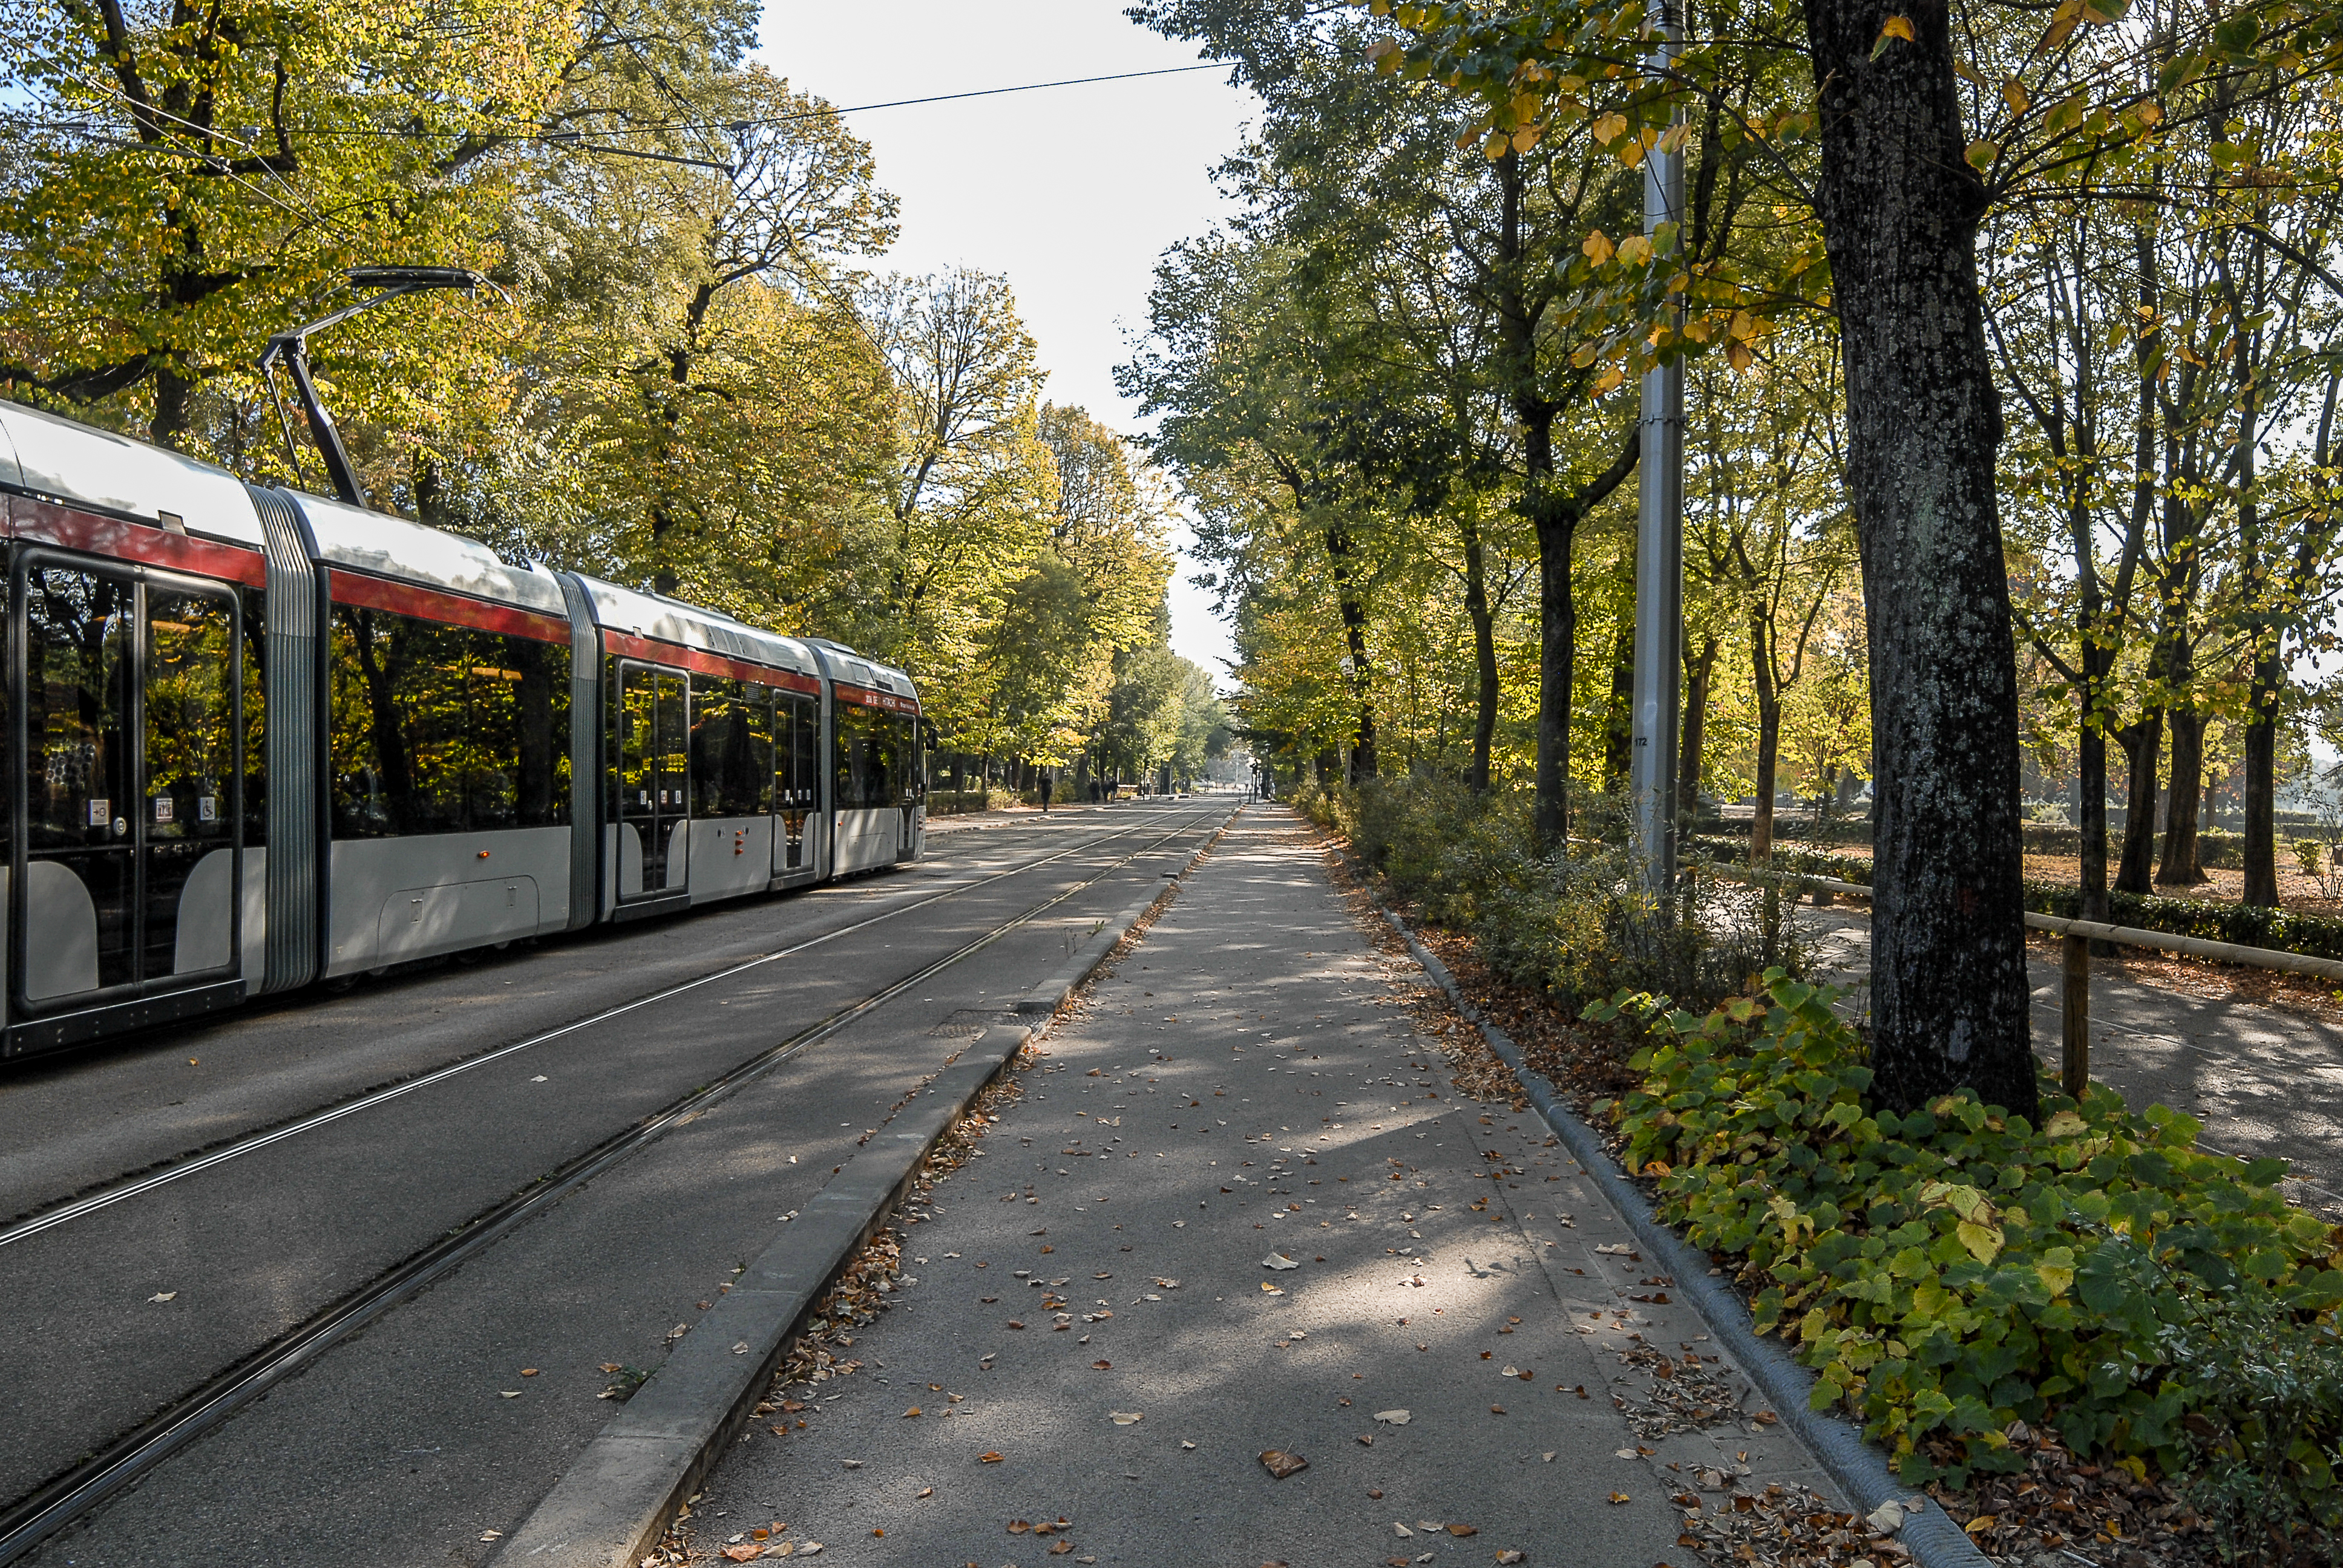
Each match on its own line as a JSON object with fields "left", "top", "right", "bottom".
{"left": 2113, "top": 714, "right": 2161, "bottom": 893}
{"left": 2243, "top": 673, "right": 2279, "bottom": 905}
{"left": 2076, "top": 707, "right": 2110, "bottom": 925}
{"left": 1532, "top": 506, "right": 1576, "bottom": 845}
{"left": 1462, "top": 512, "right": 1499, "bottom": 793}
{"left": 1525, "top": 432, "right": 1640, "bottom": 849}
{"left": 2157, "top": 708, "right": 2207, "bottom": 883}
{"left": 151, "top": 363, "right": 194, "bottom": 452}
{"left": 1751, "top": 690, "right": 1781, "bottom": 866}
{"left": 1602, "top": 606, "right": 1634, "bottom": 791}
{"left": 1325, "top": 523, "right": 1378, "bottom": 785}
{"left": 1804, "top": 0, "right": 2037, "bottom": 1119}
{"left": 1678, "top": 633, "right": 1720, "bottom": 836}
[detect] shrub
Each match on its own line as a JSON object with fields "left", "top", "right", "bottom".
{"left": 1325, "top": 778, "right": 1803, "bottom": 1014}
{"left": 1599, "top": 975, "right": 2343, "bottom": 1500}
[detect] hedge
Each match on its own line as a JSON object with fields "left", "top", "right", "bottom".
{"left": 1685, "top": 837, "right": 2343, "bottom": 967}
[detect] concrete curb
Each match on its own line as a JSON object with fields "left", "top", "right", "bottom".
{"left": 1372, "top": 903, "right": 1992, "bottom": 1568}
{"left": 490, "top": 811, "right": 1237, "bottom": 1567}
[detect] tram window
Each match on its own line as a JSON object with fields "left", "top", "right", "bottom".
{"left": 784, "top": 694, "right": 819, "bottom": 807}
{"left": 24, "top": 567, "right": 131, "bottom": 854}
{"left": 893, "top": 714, "right": 922, "bottom": 800}
{"left": 689, "top": 678, "right": 772, "bottom": 818}
{"left": 239, "top": 587, "right": 267, "bottom": 846}
{"left": 833, "top": 701, "right": 900, "bottom": 808}
{"left": 329, "top": 604, "right": 569, "bottom": 838}
{"left": 468, "top": 636, "right": 569, "bottom": 829}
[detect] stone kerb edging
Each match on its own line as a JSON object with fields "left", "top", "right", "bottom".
{"left": 1369, "top": 897, "right": 1993, "bottom": 1568}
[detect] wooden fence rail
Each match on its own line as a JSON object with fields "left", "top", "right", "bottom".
{"left": 1694, "top": 861, "right": 2343, "bottom": 1103}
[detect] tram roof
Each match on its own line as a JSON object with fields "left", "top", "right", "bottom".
{"left": 804, "top": 640, "right": 917, "bottom": 700}
{"left": 0, "top": 399, "right": 267, "bottom": 549}
{"left": 569, "top": 576, "right": 819, "bottom": 678}
{"left": 289, "top": 490, "right": 569, "bottom": 619}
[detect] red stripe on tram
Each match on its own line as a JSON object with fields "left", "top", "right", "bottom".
{"left": 600, "top": 629, "right": 821, "bottom": 692}
{"left": 7, "top": 498, "right": 267, "bottom": 587}
{"left": 329, "top": 570, "right": 572, "bottom": 644}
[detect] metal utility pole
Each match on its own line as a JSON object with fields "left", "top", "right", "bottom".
{"left": 1627, "top": 0, "right": 1685, "bottom": 896}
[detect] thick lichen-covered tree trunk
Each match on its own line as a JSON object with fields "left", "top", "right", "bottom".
{"left": 1805, "top": 0, "right": 2036, "bottom": 1120}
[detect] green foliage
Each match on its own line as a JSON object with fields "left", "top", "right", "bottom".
{"left": 1607, "top": 976, "right": 2343, "bottom": 1492}
{"left": 1330, "top": 774, "right": 1801, "bottom": 1011}
{"left": 2158, "top": 1284, "right": 2343, "bottom": 1564}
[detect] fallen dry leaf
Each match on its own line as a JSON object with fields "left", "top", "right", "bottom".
{"left": 1496, "top": 1551, "right": 1528, "bottom": 1564}
{"left": 1607, "top": 1492, "right": 1630, "bottom": 1504}
{"left": 1259, "top": 1449, "right": 1309, "bottom": 1479}
{"left": 1092, "top": 1360, "right": 1112, "bottom": 1370}
{"left": 1110, "top": 1411, "right": 1142, "bottom": 1425}
{"left": 979, "top": 1451, "right": 1004, "bottom": 1463}
{"left": 903, "top": 1406, "right": 922, "bottom": 1417}
{"left": 722, "top": 1546, "right": 761, "bottom": 1563}
{"left": 1261, "top": 1252, "right": 1300, "bottom": 1270}
{"left": 1374, "top": 1409, "right": 1411, "bottom": 1425}
{"left": 917, "top": 1487, "right": 932, "bottom": 1498}
{"left": 147, "top": 1292, "right": 176, "bottom": 1303}
{"left": 1446, "top": 1523, "right": 1477, "bottom": 1537}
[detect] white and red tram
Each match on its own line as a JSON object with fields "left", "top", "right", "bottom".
{"left": 0, "top": 398, "right": 925, "bottom": 1058}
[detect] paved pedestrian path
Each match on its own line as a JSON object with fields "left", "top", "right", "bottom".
{"left": 686, "top": 809, "right": 1834, "bottom": 1565}
{"left": 1804, "top": 906, "right": 2343, "bottom": 1216}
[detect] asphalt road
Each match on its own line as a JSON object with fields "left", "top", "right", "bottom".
{"left": 5, "top": 797, "right": 1236, "bottom": 1566}
{"left": 683, "top": 809, "right": 1837, "bottom": 1566}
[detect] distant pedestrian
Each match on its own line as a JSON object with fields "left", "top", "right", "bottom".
{"left": 1038, "top": 772, "right": 1052, "bottom": 813}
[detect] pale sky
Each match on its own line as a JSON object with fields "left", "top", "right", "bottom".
{"left": 756, "top": 1, "right": 1254, "bottom": 684}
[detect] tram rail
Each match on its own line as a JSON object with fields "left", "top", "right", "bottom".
{"left": 0, "top": 806, "right": 1227, "bottom": 1563}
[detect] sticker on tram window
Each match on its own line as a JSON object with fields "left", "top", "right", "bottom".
{"left": 153, "top": 797, "right": 173, "bottom": 823}
{"left": 198, "top": 797, "right": 217, "bottom": 822}
{"left": 88, "top": 799, "right": 110, "bottom": 826}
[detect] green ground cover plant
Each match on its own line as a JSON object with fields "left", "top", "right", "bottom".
{"left": 1598, "top": 975, "right": 2343, "bottom": 1559}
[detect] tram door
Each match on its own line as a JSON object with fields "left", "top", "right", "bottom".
{"left": 774, "top": 692, "right": 816, "bottom": 873}
{"left": 616, "top": 662, "right": 689, "bottom": 898}
{"left": 17, "top": 563, "right": 239, "bottom": 1005}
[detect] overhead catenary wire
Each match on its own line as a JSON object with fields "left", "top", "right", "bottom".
{"left": 21, "top": 61, "right": 1233, "bottom": 152}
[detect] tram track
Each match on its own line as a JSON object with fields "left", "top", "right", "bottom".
{"left": 0, "top": 806, "right": 1228, "bottom": 1565}
{"left": 0, "top": 805, "right": 1201, "bottom": 1247}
